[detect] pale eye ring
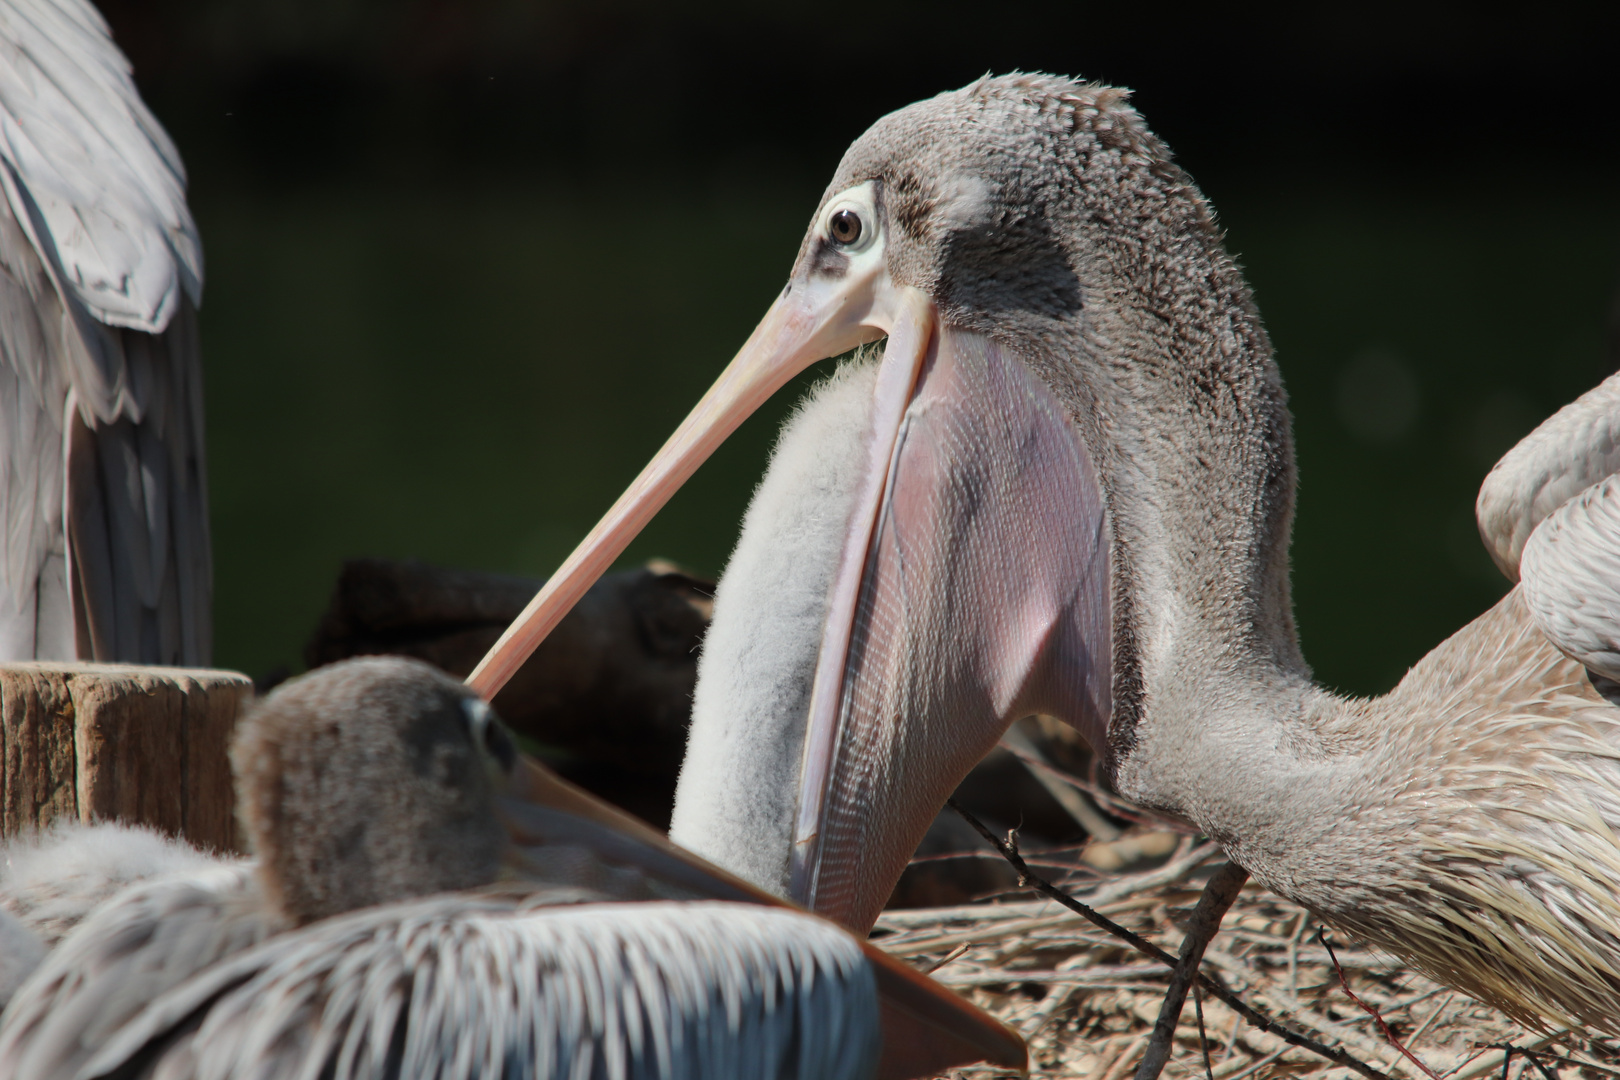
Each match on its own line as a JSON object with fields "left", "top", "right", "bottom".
{"left": 460, "top": 696, "right": 516, "bottom": 772}
{"left": 828, "top": 208, "right": 863, "bottom": 246}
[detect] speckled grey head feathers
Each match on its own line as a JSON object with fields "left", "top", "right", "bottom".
{"left": 231, "top": 656, "right": 513, "bottom": 926}
{"left": 804, "top": 74, "right": 1302, "bottom": 769}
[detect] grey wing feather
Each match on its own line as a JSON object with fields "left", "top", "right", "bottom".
{"left": 0, "top": 0, "right": 201, "bottom": 331}
{"left": 0, "top": 187, "right": 68, "bottom": 650}
{"left": 1520, "top": 473, "right": 1620, "bottom": 682}
{"left": 0, "top": 862, "right": 265, "bottom": 1080}
{"left": 64, "top": 294, "right": 211, "bottom": 664}
{"left": 85, "top": 899, "right": 881, "bottom": 1080}
{"left": 1477, "top": 371, "right": 1620, "bottom": 581}
{"left": 0, "top": 0, "right": 211, "bottom": 664}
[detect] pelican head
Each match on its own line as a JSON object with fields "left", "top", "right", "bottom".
{"left": 232, "top": 655, "right": 517, "bottom": 925}
{"left": 469, "top": 73, "right": 1295, "bottom": 932}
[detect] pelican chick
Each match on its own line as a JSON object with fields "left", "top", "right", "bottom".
{"left": 0, "top": 656, "right": 890, "bottom": 1080}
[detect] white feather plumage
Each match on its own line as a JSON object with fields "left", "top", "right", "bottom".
{"left": 670, "top": 354, "right": 878, "bottom": 896}
{"left": 1477, "top": 370, "right": 1620, "bottom": 684}
{"left": 1521, "top": 473, "right": 1620, "bottom": 682}
{"left": 0, "top": 0, "right": 211, "bottom": 663}
{"left": 1477, "top": 371, "right": 1620, "bottom": 582}
{"left": 0, "top": 0, "right": 200, "bottom": 331}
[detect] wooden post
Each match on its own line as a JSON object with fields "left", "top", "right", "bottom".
{"left": 0, "top": 663, "right": 253, "bottom": 853}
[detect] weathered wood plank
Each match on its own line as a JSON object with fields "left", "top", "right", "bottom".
{"left": 0, "top": 664, "right": 252, "bottom": 853}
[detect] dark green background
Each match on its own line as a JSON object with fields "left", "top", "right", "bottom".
{"left": 104, "top": 1, "right": 1620, "bottom": 695}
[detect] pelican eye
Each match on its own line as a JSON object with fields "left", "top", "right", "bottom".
{"left": 460, "top": 697, "right": 517, "bottom": 774}
{"left": 828, "top": 208, "right": 863, "bottom": 246}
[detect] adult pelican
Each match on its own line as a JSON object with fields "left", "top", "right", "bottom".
{"left": 0, "top": 0, "right": 209, "bottom": 663}
{"left": 468, "top": 73, "right": 1620, "bottom": 1035}
{"left": 0, "top": 657, "right": 1023, "bottom": 1079}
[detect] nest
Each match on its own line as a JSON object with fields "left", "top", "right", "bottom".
{"left": 872, "top": 836, "right": 1620, "bottom": 1080}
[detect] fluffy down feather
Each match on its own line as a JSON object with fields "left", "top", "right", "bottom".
{"left": 671, "top": 353, "right": 880, "bottom": 896}
{"left": 0, "top": 821, "right": 228, "bottom": 946}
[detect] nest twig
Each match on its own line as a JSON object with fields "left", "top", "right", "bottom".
{"left": 872, "top": 826, "right": 1620, "bottom": 1080}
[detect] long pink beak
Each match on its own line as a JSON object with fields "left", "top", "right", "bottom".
{"left": 465, "top": 273, "right": 905, "bottom": 699}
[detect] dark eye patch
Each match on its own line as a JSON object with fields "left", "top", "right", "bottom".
{"left": 939, "top": 213, "right": 1081, "bottom": 317}
{"left": 808, "top": 239, "right": 848, "bottom": 280}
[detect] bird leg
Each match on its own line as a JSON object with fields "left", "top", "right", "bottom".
{"left": 1133, "top": 861, "right": 1250, "bottom": 1080}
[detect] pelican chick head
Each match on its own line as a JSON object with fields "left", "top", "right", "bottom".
{"left": 231, "top": 656, "right": 517, "bottom": 926}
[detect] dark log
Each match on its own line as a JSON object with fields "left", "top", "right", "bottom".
{"left": 305, "top": 558, "right": 711, "bottom": 791}
{"left": 0, "top": 663, "right": 252, "bottom": 852}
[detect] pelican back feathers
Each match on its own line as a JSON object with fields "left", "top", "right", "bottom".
{"left": 82, "top": 898, "right": 880, "bottom": 1080}
{"left": 1246, "top": 592, "right": 1620, "bottom": 1032}
{"left": 0, "top": 862, "right": 266, "bottom": 1080}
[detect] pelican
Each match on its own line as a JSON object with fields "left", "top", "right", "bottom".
{"left": 467, "top": 73, "right": 1620, "bottom": 1035}
{"left": 0, "top": 656, "right": 1023, "bottom": 1079}
{"left": 0, "top": 0, "right": 209, "bottom": 663}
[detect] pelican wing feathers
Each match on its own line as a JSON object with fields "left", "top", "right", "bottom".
{"left": 0, "top": 862, "right": 265, "bottom": 1080}
{"left": 82, "top": 898, "right": 880, "bottom": 1080}
{"left": 0, "top": 0, "right": 200, "bottom": 331}
{"left": 1477, "top": 372, "right": 1620, "bottom": 582}
{"left": 0, "top": 0, "right": 210, "bottom": 664}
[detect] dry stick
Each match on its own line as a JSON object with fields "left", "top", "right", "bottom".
{"left": 1134, "top": 861, "right": 1251, "bottom": 1080}
{"left": 1508, "top": 1049, "right": 1620, "bottom": 1080}
{"left": 1318, "top": 929, "right": 1440, "bottom": 1080}
{"left": 1193, "top": 980, "right": 1215, "bottom": 1080}
{"left": 945, "top": 799, "right": 1394, "bottom": 1080}
{"left": 922, "top": 942, "right": 971, "bottom": 974}
{"left": 1483, "top": 1045, "right": 1559, "bottom": 1080}
{"left": 1406, "top": 992, "right": 1455, "bottom": 1047}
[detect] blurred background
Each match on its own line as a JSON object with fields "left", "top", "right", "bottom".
{"left": 97, "top": 0, "right": 1619, "bottom": 696}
